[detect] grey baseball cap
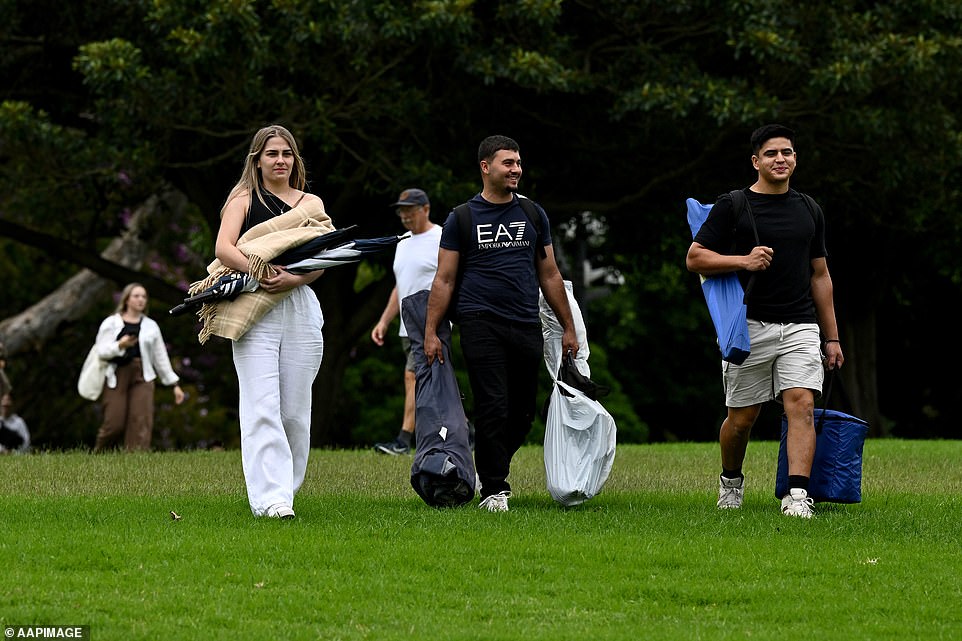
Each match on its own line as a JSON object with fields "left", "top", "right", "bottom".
{"left": 390, "top": 188, "right": 429, "bottom": 207}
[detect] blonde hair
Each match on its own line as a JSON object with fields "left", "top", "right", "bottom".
{"left": 220, "top": 124, "right": 308, "bottom": 218}
{"left": 116, "top": 282, "right": 148, "bottom": 314}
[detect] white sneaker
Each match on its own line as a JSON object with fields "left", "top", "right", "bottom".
{"left": 479, "top": 491, "right": 511, "bottom": 512}
{"left": 267, "top": 504, "right": 296, "bottom": 520}
{"left": 781, "top": 488, "right": 815, "bottom": 518}
{"left": 717, "top": 475, "right": 744, "bottom": 509}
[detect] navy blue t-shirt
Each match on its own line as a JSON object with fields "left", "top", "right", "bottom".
{"left": 693, "top": 188, "right": 827, "bottom": 324}
{"left": 440, "top": 194, "right": 552, "bottom": 323}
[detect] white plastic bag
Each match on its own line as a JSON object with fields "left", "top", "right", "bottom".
{"left": 540, "top": 281, "right": 590, "bottom": 381}
{"left": 544, "top": 380, "right": 617, "bottom": 506}
{"left": 540, "top": 281, "right": 616, "bottom": 507}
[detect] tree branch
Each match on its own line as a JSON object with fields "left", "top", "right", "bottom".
{"left": 0, "top": 190, "right": 188, "bottom": 355}
{"left": 0, "top": 202, "right": 187, "bottom": 304}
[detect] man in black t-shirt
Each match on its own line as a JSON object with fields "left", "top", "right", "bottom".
{"left": 423, "top": 135, "right": 578, "bottom": 512}
{"left": 686, "top": 124, "right": 845, "bottom": 518}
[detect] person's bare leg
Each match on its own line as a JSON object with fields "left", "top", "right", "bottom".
{"left": 779, "top": 387, "right": 817, "bottom": 517}
{"left": 781, "top": 387, "right": 815, "bottom": 477}
{"left": 401, "top": 369, "right": 416, "bottom": 436}
{"left": 720, "top": 404, "right": 761, "bottom": 471}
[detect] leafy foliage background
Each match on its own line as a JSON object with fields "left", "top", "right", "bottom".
{"left": 1, "top": 0, "right": 960, "bottom": 448}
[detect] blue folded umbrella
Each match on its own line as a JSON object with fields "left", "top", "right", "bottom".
{"left": 686, "top": 198, "right": 750, "bottom": 365}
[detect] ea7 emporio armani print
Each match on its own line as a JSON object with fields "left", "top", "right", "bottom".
{"left": 475, "top": 221, "right": 532, "bottom": 250}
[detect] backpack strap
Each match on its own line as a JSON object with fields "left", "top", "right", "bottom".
{"left": 451, "top": 203, "right": 472, "bottom": 314}
{"left": 517, "top": 196, "right": 548, "bottom": 259}
{"left": 729, "top": 189, "right": 759, "bottom": 303}
{"left": 454, "top": 203, "right": 472, "bottom": 256}
{"left": 796, "top": 191, "right": 821, "bottom": 221}
{"left": 729, "top": 189, "right": 759, "bottom": 246}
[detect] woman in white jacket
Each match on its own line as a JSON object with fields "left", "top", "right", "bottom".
{"left": 92, "top": 283, "right": 184, "bottom": 451}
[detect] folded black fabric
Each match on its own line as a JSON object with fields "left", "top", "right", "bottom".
{"left": 557, "top": 352, "right": 610, "bottom": 400}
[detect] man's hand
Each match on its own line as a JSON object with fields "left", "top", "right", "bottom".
{"left": 823, "top": 341, "right": 844, "bottom": 370}
{"left": 562, "top": 327, "right": 579, "bottom": 359}
{"left": 424, "top": 333, "right": 444, "bottom": 365}
{"left": 745, "top": 246, "right": 774, "bottom": 272}
{"left": 371, "top": 322, "right": 387, "bottom": 347}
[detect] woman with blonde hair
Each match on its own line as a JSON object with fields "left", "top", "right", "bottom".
{"left": 214, "top": 124, "right": 330, "bottom": 520}
{"left": 92, "top": 282, "right": 184, "bottom": 451}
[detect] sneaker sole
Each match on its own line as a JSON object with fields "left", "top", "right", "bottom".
{"left": 374, "top": 445, "right": 408, "bottom": 455}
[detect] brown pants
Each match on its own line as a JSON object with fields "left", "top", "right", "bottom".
{"left": 94, "top": 358, "right": 155, "bottom": 452}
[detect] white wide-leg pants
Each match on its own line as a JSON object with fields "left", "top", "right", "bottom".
{"left": 232, "top": 286, "right": 324, "bottom": 516}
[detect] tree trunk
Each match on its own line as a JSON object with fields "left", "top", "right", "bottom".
{"left": 838, "top": 308, "right": 883, "bottom": 437}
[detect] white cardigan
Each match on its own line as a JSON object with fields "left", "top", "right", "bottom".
{"left": 95, "top": 314, "right": 180, "bottom": 389}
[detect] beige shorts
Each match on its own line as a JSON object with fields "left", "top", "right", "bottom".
{"left": 722, "top": 320, "right": 824, "bottom": 408}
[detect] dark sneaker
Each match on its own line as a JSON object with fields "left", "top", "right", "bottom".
{"left": 374, "top": 439, "right": 410, "bottom": 455}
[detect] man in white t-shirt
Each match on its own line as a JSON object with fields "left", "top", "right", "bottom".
{"left": 371, "top": 188, "right": 442, "bottom": 455}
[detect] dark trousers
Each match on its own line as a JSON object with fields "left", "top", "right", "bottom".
{"left": 459, "top": 314, "right": 543, "bottom": 498}
{"left": 95, "top": 359, "right": 155, "bottom": 452}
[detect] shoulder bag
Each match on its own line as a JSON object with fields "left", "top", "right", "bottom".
{"left": 77, "top": 345, "right": 107, "bottom": 401}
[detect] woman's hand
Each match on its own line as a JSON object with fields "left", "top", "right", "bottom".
{"left": 258, "top": 265, "right": 297, "bottom": 294}
{"left": 118, "top": 334, "right": 138, "bottom": 350}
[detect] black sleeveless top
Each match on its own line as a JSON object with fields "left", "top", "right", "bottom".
{"left": 241, "top": 191, "right": 297, "bottom": 235}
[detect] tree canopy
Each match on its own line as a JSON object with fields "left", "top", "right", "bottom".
{"left": 2, "top": 0, "right": 961, "bottom": 448}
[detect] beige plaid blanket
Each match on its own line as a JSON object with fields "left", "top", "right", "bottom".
{"left": 191, "top": 199, "right": 335, "bottom": 344}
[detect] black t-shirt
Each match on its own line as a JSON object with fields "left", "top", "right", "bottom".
{"left": 439, "top": 194, "right": 553, "bottom": 323}
{"left": 693, "top": 188, "right": 827, "bottom": 323}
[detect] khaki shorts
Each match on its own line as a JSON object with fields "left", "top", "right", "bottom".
{"left": 722, "top": 321, "right": 824, "bottom": 408}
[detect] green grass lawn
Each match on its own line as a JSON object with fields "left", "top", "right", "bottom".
{"left": 1, "top": 440, "right": 960, "bottom": 641}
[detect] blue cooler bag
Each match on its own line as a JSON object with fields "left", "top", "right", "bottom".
{"left": 776, "top": 409, "right": 869, "bottom": 503}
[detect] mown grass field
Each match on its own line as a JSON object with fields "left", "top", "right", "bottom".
{"left": 1, "top": 440, "right": 960, "bottom": 640}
